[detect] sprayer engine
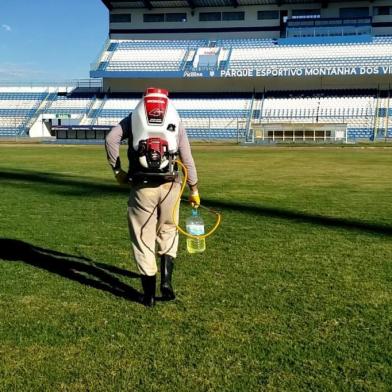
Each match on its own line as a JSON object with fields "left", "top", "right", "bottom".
{"left": 138, "top": 137, "right": 169, "bottom": 170}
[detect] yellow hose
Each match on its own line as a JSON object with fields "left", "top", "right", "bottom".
{"left": 173, "top": 159, "right": 221, "bottom": 240}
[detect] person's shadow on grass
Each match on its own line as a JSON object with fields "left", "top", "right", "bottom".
{"left": 0, "top": 238, "right": 142, "bottom": 303}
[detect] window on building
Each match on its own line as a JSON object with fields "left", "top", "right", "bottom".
{"left": 144, "top": 13, "right": 165, "bottom": 23}
{"left": 199, "top": 12, "right": 221, "bottom": 22}
{"left": 292, "top": 9, "right": 320, "bottom": 19}
{"left": 339, "top": 7, "right": 369, "bottom": 18}
{"left": 110, "top": 13, "right": 131, "bottom": 23}
{"left": 165, "top": 13, "right": 187, "bottom": 22}
{"left": 222, "top": 11, "right": 245, "bottom": 21}
{"left": 374, "top": 6, "right": 392, "bottom": 16}
{"left": 257, "top": 10, "right": 279, "bottom": 20}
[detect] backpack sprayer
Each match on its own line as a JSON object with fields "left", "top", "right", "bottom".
{"left": 130, "top": 87, "right": 179, "bottom": 181}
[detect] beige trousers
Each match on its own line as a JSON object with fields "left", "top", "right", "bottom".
{"left": 127, "top": 181, "right": 181, "bottom": 276}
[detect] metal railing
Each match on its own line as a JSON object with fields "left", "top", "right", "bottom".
{"left": 0, "top": 79, "right": 102, "bottom": 89}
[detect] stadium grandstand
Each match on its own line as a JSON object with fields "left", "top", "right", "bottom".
{"left": 1, "top": 0, "right": 392, "bottom": 142}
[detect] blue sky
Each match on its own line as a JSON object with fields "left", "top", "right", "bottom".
{"left": 0, "top": 0, "right": 108, "bottom": 82}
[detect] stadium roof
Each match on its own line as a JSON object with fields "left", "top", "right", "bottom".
{"left": 102, "top": 0, "right": 369, "bottom": 10}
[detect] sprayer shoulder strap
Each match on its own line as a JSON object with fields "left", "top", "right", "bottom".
{"left": 119, "top": 114, "right": 131, "bottom": 140}
{"left": 119, "top": 114, "right": 138, "bottom": 176}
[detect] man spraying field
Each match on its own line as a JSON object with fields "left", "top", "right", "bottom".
{"left": 105, "top": 87, "right": 200, "bottom": 307}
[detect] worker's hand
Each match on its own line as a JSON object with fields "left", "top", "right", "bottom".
{"left": 188, "top": 191, "right": 200, "bottom": 208}
{"left": 114, "top": 169, "right": 129, "bottom": 185}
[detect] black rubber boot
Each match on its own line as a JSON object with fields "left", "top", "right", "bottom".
{"left": 141, "top": 275, "right": 156, "bottom": 307}
{"left": 160, "top": 255, "right": 175, "bottom": 301}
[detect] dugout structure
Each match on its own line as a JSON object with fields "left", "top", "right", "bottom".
{"left": 52, "top": 125, "right": 112, "bottom": 141}
{"left": 250, "top": 122, "right": 347, "bottom": 143}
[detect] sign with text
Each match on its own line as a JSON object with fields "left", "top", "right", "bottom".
{"left": 219, "top": 66, "right": 392, "bottom": 78}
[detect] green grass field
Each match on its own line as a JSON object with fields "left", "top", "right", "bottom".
{"left": 0, "top": 144, "right": 391, "bottom": 391}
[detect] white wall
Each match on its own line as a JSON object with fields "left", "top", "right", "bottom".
{"left": 29, "top": 115, "right": 52, "bottom": 138}
{"left": 110, "top": 5, "right": 280, "bottom": 40}
{"left": 109, "top": 1, "right": 392, "bottom": 39}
